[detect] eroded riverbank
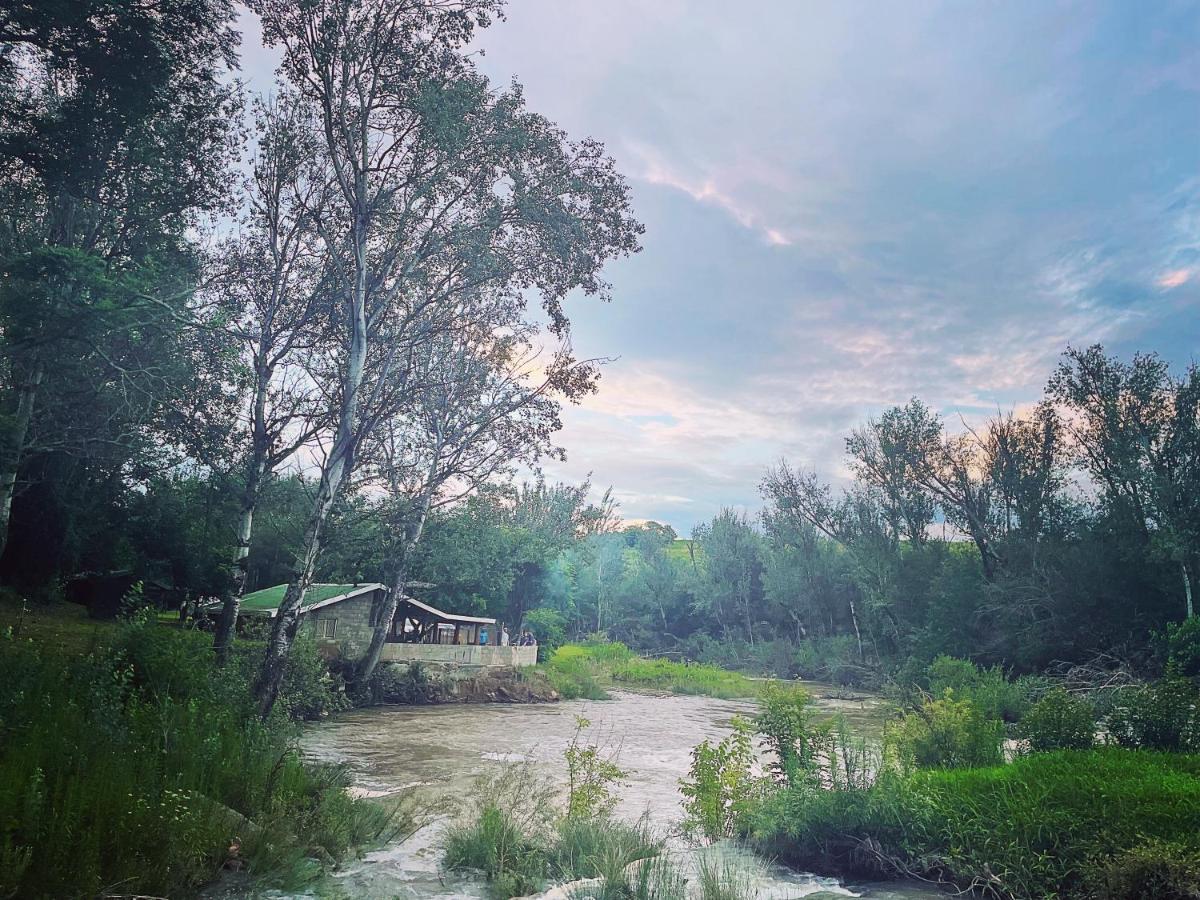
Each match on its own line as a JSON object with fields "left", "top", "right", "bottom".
{"left": 296, "top": 688, "right": 937, "bottom": 899}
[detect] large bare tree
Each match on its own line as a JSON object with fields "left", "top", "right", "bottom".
{"left": 208, "top": 96, "right": 334, "bottom": 662}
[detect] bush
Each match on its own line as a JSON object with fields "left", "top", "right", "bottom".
{"left": 754, "top": 685, "right": 830, "bottom": 787}
{"left": 1019, "top": 688, "right": 1095, "bottom": 752}
{"left": 0, "top": 626, "right": 392, "bottom": 898}
{"left": 367, "top": 660, "right": 439, "bottom": 705}
{"left": 1107, "top": 677, "right": 1200, "bottom": 752}
{"left": 1091, "top": 839, "right": 1200, "bottom": 900}
{"left": 522, "top": 607, "right": 567, "bottom": 660}
{"left": 1165, "top": 617, "right": 1200, "bottom": 678}
{"left": 679, "top": 717, "right": 762, "bottom": 842}
{"left": 926, "top": 654, "right": 1027, "bottom": 722}
{"left": 541, "top": 653, "right": 609, "bottom": 700}
{"left": 444, "top": 804, "right": 549, "bottom": 897}
{"left": 792, "top": 635, "right": 866, "bottom": 686}
{"left": 753, "top": 749, "right": 1200, "bottom": 900}
{"left": 888, "top": 691, "right": 1004, "bottom": 770}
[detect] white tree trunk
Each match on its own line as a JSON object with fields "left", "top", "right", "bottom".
{"left": 0, "top": 362, "right": 43, "bottom": 560}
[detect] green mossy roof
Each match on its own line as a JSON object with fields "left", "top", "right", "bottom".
{"left": 240, "top": 583, "right": 371, "bottom": 613}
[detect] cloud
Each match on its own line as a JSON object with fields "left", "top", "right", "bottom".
{"left": 238, "top": 2, "right": 1200, "bottom": 535}
{"left": 1158, "top": 269, "right": 1194, "bottom": 289}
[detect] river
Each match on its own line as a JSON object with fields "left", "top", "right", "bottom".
{"left": 297, "top": 687, "right": 943, "bottom": 899}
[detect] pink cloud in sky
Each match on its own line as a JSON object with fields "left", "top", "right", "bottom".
{"left": 1157, "top": 268, "right": 1193, "bottom": 289}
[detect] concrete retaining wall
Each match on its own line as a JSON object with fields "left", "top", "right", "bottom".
{"left": 379, "top": 643, "right": 538, "bottom": 668}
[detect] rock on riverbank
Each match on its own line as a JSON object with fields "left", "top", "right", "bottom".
{"left": 368, "top": 661, "right": 560, "bottom": 705}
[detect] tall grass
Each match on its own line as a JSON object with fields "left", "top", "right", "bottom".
{"left": 0, "top": 621, "right": 394, "bottom": 898}
{"left": 752, "top": 748, "right": 1200, "bottom": 899}
{"left": 549, "top": 643, "right": 761, "bottom": 700}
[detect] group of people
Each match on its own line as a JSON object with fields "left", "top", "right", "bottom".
{"left": 479, "top": 625, "right": 538, "bottom": 647}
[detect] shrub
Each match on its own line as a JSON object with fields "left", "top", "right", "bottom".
{"left": 888, "top": 691, "right": 1004, "bottom": 770}
{"left": 541, "top": 654, "right": 609, "bottom": 700}
{"left": 522, "top": 607, "right": 567, "bottom": 660}
{"left": 1107, "top": 677, "right": 1200, "bottom": 752}
{"left": 443, "top": 804, "right": 548, "bottom": 897}
{"left": 1165, "top": 617, "right": 1200, "bottom": 678}
{"left": 679, "top": 717, "right": 762, "bottom": 842}
{"left": 695, "top": 847, "right": 759, "bottom": 900}
{"left": 1019, "top": 688, "right": 1095, "bottom": 752}
{"left": 754, "top": 684, "right": 831, "bottom": 787}
{"left": 552, "top": 816, "right": 660, "bottom": 883}
{"left": 792, "top": 635, "right": 865, "bottom": 686}
{"left": 1091, "top": 839, "right": 1200, "bottom": 900}
{"left": 926, "top": 654, "right": 1027, "bottom": 722}
{"left": 367, "top": 660, "right": 439, "bottom": 705}
{"left": 564, "top": 716, "right": 627, "bottom": 819}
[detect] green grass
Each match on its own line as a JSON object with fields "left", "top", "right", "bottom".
{"left": 549, "top": 642, "right": 761, "bottom": 700}
{"left": 0, "top": 596, "right": 117, "bottom": 652}
{"left": 443, "top": 800, "right": 662, "bottom": 898}
{"left": 753, "top": 748, "right": 1200, "bottom": 899}
{"left": 0, "top": 616, "right": 392, "bottom": 898}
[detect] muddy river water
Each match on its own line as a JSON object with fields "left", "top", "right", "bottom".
{"left": 296, "top": 687, "right": 943, "bottom": 899}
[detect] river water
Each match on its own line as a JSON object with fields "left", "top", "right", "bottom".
{"left": 297, "top": 688, "right": 942, "bottom": 899}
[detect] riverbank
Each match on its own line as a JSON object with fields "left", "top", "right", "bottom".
{"left": 543, "top": 642, "right": 775, "bottom": 700}
{"left": 753, "top": 749, "right": 1200, "bottom": 899}
{"left": 367, "top": 660, "right": 562, "bottom": 705}
{"left": 0, "top": 605, "right": 397, "bottom": 898}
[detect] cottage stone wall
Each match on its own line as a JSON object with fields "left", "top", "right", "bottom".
{"left": 307, "top": 590, "right": 382, "bottom": 659}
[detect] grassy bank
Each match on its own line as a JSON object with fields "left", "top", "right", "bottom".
{"left": 0, "top": 611, "right": 397, "bottom": 898}
{"left": 543, "top": 642, "right": 760, "bottom": 700}
{"left": 753, "top": 748, "right": 1200, "bottom": 899}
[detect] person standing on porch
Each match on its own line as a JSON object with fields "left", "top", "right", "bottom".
{"left": 500, "top": 626, "right": 510, "bottom": 646}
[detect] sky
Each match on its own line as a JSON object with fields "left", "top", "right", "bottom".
{"left": 238, "top": 1, "right": 1200, "bottom": 536}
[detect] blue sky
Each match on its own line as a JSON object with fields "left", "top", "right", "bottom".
{"left": 239, "top": 1, "right": 1200, "bottom": 536}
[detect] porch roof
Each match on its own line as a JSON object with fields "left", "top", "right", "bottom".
{"left": 398, "top": 595, "right": 495, "bottom": 626}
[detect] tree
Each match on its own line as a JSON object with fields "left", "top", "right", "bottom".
{"left": 0, "top": 0, "right": 241, "bottom": 559}
{"left": 248, "top": 0, "right": 641, "bottom": 715}
{"left": 355, "top": 313, "right": 594, "bottom": 684}
{"left": 208, "top": 96, "right": 333, "bottom": 662}
{"left": 693, "top": 509, "right": 764, "bottom": 645}
{"left": 1049, "top": 345, "right": 1200, "bottom": 618}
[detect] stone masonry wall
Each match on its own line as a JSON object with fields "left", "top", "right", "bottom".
{"left": 307, "top": 590, "right": 382, "bottom": 660}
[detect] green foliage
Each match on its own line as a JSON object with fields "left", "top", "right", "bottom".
{"left": 444, "top": 803, "right": 549, "bottom": 898}
{"left": 541, "top": 650, "right": 611, "bottom": 701}
{"left": 550, "top": 642, "right": 760, "bottom": 700}
{"left": 887, "top": 691, "right": 1004, "bottom": 770}
{"left": 754, "top": 685, "right": 831, "bottom": 787}
{"left": 1107, "top": 677, "right": 1200, "bottom": 752}
{"left": 1018, "top": 688, "right": 1095, "bottom": 752}
{"left": 925, "top": 654, "right": 1028, "bottom": 722}
{"left": 695, "top": 849, "right": 759, "bottom": 900}
{"left": 753, "top": 749, "right": 1200, "bottom": 900}
{"left": 0, "top": 626, "right": 392, "bottom": 898}
{"left": 443, "top": 761, "right": 659, "bottom": 900}
{"left": 1090, "top": 839, "right": 1200, "bottom": 900}
{"left": 1165, "top": 617, "right": 1200, "bottom": 678}
{"left": 608, "top": 657, "right": 756, "bottom": 699}
{"left": 564, "top": 717, "right": 627, "bottom": 820}
{"left": 366, "top": 660, "right": 439, "bottom": 705}
{"left": 523, "top": 606, "right": 567, "bottom": 658}
{"left": 679, "top": 717, "right": 762, "bottom": 842}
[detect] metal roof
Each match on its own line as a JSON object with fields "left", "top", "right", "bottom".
{"left": 398, "top": 594, "right": 495, "bottom": 625}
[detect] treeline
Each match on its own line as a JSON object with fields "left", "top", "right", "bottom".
{"left": 536, "top": 345, "right": 1200, "bottom": 681}
{"left": 0, "top": 0, "right": 641, "bottom": 711}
